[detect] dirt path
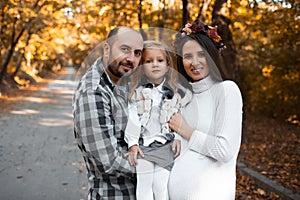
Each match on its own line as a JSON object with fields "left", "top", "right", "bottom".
{"left": 0, "top": 68, "right": 86, "bottom": 200}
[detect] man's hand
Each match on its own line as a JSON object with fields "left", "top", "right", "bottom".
{"left": 172, "top": 139, "right": 181, "bottom": 158}
{"left": 127, "top": 145, "right": 144, "bottom": 166}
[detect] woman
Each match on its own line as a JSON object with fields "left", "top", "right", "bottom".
{"left": 168, "top": 22, "right": 243, "bottom": 199}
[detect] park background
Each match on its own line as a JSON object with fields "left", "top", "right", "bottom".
{"left": 0, "top": 0, "right": 299, "bottom": 199}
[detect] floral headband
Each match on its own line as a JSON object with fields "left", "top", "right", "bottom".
{"left": 175, "top": 22, "right": 226, "bottom": 52}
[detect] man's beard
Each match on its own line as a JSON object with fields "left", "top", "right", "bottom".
{"left": 107, "top": 60, "right": 134, "bottom": 78}
{"left": 108, "top": 64, "right": 123, "bottom": 78}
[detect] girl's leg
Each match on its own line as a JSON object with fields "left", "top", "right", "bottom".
{"left": 136, "top": 159, "right": 155, "bottom": 200}
{"left": 152, "top": 165, "right": 170, "bottom": 200}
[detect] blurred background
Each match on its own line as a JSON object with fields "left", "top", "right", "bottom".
{"left": 0, "top": 0, "right": 299, "bottom": 121}
{"left": 0, "top": 0, "right": 299, "bottom": 199}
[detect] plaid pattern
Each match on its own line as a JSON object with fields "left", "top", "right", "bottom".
{"left": 73, "top": 57, "right": 136, "bottom": 200}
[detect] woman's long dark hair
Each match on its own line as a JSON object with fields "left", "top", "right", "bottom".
{"left": 175, "top": 33, "right": 228, "bottom": 82}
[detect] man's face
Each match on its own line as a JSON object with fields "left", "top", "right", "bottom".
{"left": 106, "top": 29, "right": 143, "bottom": 78}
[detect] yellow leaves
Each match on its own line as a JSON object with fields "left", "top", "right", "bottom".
{"left": 6, "top": 7, "right": 20, "bottom": 19}
{"left": 283, "top": 70, "right": 300, "bottom": 83}
{"left": 153, "top": 15, "right": 159, "bottom": 21}
{"left": 14, "top": 76, "right": 30, "bottom": 86}
{"left": 9, "top": 0, "right": 17, "bottom": 6}
{"left": 239, "top": 0, "right": 249, "bottom": 7}
{"left": 3, "top": 4, "right": 10, "bottom": 13}
{"left": 99, "top": 5, "right": 111, "bottom": 16}
{"left": 233, "top": 21, "right": 248, "bottom": 33}
{"left": 22, "top": 7, "right": 38, "bottom": 21}
{"left": 236, "top": 6, "right": 249, "bottom": 15}
{"left": 262, "top": 65, "right": 275, "bottom": 77}
{"left": 25, "top": 50, "right": 32, "bottom": 61}
{"left": 45, "top": 4, "right": 54, "bottom": 12}
{"left": 255, "top": 188, "right": 266, "bottom": 196}
{"left": 286, "top": 115, "right": 299, "bottom": 125}
{"left": 77, "top": 44, "right": 86, "bottom": 51}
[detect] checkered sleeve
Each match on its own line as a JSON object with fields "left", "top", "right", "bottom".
{"left": 75, "top": 84, "right": 134, "bottom": 178}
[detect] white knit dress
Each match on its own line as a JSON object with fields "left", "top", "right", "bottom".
{"left": 168, "top": 76, "right": 243, "bottom": 200}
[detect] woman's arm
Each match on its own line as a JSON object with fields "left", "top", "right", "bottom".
{"left": 169, "top": 81, "right": 243, "bottom": 162}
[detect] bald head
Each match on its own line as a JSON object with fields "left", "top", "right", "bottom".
{"left": 107, "top": 27, "right": 143, "bottom": 46}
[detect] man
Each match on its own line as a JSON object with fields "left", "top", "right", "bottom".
{"left": 73, "top": 27, "right": 144, "bottom": 199}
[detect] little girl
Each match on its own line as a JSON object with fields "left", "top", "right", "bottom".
{"left": 124, "top": 40, "right": 192, "bottom": 200}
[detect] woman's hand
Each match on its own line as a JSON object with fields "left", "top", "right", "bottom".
{"left": 127, "top": 145, "right": 144, "bottom": 166}
{"left": 172, "top": 139, "right": 181, "bottom": 158}
{"left": 169, "top": 113, "right": 194, "bottom": 141}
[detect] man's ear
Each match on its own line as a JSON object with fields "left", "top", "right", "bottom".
{"left": 103, "top": 43, "right": 110, "bottom": 57}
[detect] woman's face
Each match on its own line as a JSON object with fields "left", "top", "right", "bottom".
{"left": 182, "top": 40, "right": 209, "bottom": 82}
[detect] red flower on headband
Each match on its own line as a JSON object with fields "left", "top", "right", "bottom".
{"left": 176, "top": 21, "right": 226, "bottom": 52}
{"left": 207, "top": 26, "right": 222, "bottom": 42}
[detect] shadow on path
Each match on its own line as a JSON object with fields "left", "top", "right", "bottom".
{"left": 0, "top": 68, "right": 86, "bottom": 200}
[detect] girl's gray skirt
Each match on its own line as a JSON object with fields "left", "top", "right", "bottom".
{"left": 138, "top": 140, "right": 174, "bottom": 171}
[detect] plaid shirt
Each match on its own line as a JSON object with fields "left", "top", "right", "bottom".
{"left": 73, "top": 57, "right": 136, "bottom": 200}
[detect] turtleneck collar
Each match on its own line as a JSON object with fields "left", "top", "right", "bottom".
{"left": 190, "top": 75, "right": 216, "bottom": 94}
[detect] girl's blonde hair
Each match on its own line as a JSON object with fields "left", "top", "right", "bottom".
{"left": 128, "top": 40, "right": 178, "bottom": 101}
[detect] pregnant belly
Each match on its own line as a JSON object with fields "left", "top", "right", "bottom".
{"left": 168, "top": 150, "right": 208, "bottom": 199}
{"left": 168, "top": 150, "right": 235, "bottom": 200}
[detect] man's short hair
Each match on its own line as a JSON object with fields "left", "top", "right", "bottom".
{"left": 106, "top": 27, "right": 120, "bottom": 46}
{"left": 107, "top": 27, "right": 120, "bottom": 40}
{"left": 106, "top": 27, "right": 142, "bottom": 46}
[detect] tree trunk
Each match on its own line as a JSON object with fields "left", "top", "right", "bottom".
{"left": 138, "top": 0, "right": 143, "bottom": 29}
{"left": 138, "top": 0, "right": 147, "bottom": 40}
{"left": 0, "top": 48, "right": 14, "bottom": 84}
{"left": 11, "top": 32, "right": 32, "bottom": 79}
{"left": 195, "top": 0, "right": 212, "bottom": 23}
{"left": 182, "top": 0, "right": 190, "bottom": 26}
{"left": 11, "top": 53, "right": 24, "bottom": 79}
{"left": 0, "top": 0, "right": 42, "bottom": 85}
{"left": 159, "top": 0, "right": 167, "bottom": 39}
{"left": 212, "top": 0, "right": 240, "bottom": 84}
{"left": 0, "top": 23, "right": 26, "bottom": 85}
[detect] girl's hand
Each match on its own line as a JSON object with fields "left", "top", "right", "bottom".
{"left": 172, "top": 139, "right": 181, "bottom": 158}
{"left": 169, "top": 113, "right": 194, "bottom": 141}
{"left": 127, "top": 145, "right": 144, "bottom": 166}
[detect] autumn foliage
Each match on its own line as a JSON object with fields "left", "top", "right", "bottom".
{"left": 0, "top": 0, "right": 299, "bottom": 198}
{"left": 1, "top": 0, "right": 298, "bottom": 121}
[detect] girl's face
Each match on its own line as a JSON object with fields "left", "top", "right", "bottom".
{"left": 182, "top": 40, "right": 209, "bottom": 82}
{"left": 142, "top": 48, "right": 169, "bottom": 86}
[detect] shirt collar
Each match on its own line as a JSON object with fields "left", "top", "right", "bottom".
{"left": 156, "top": 78, "right": 166, "bottom": 93}
{"left": 96, "top": 57, "right": 115, "bottom": 90}
{"left": 139, "top": 75, "right": 175, "bottom": 99}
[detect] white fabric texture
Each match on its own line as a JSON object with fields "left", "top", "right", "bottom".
{"left": 125, "top": 82, "right": 168, "bottom": 147}
{"left": 125, "top": 79, "right": 188, "bottom": 147}
{"left": 168, "top": 76, "right": 243, "bottom": 200}
{"left": 136, "top": 159, "right": 169, "bottom": 200}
